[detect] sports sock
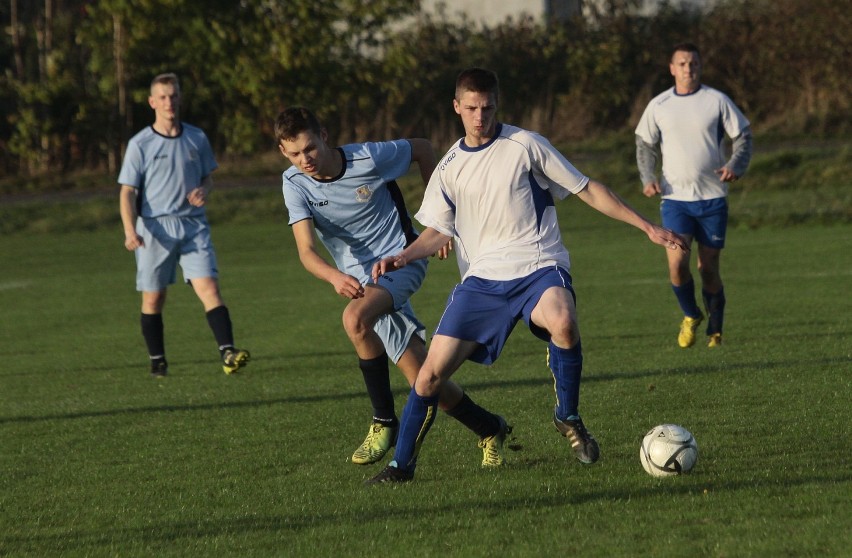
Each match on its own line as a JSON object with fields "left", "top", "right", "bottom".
{"left": 392, "top": 389, "right": 439, "bottom": 472}
{"left": 359, "top": 352, "right": 396, "bottom": 423}
{"left": 549, "top": 340, "right": 583, "bottom": 421}
{"left": 444, "top": 392, "right": 500, "bottom": 438}
{"left": 140, "top": 313, "right": 165, "bottom": 358}
{"left": 672, "top": 280, "right": 702, "bottom": 318}
{"left": 205, "top": 305, "right": 235, "bottom": 353}
{"left": 702, "top": 287, "right": 726, "bottom": 335}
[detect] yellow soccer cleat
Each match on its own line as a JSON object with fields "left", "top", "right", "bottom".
{"left": 352, "top": 422, "right": 397, "bottom": 465}
{"left": 677, "top": 314, "right": 704, "bottom": 348}
{"left": 222, "top": 348, "right": 251, "bottom": 374}
{"left": 708, "top": 333, "right": 723, "bottom": 348}
{"left": 478, "top": 415, "right": 512, "bottom": 467}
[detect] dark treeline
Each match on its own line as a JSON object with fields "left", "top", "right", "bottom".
{"left": 1, "top": 0, "right": 849, "bottom": 180}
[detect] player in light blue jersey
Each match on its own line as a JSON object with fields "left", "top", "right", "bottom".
{"left": 119, "top": 73, "right": 250, "bottom": 377}
{"left": 635, "top": 43, "right": 753, "bottom": 349}
{"left": 367, "top": 68, "right": 689, "bottom": 484}
{"left": 275, "top": 107, "right": 510, "bottom": 468}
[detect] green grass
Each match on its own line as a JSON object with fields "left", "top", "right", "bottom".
{"left": 1, "top": 194, "right": 850, "bottom": 556}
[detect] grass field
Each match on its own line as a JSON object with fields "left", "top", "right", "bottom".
{"left": 1, "top": 189, "right": 850, "bottom": 556}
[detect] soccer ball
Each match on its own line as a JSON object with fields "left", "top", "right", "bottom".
{"left": 639, "top": 424, "right": 698, "bottom": 477}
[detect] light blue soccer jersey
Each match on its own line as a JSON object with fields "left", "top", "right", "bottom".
{"left": 282, "top": 140, "right": 417, "bottom": 282}
{"left": 118, "top": 124, "right": 218, "bottom": 218}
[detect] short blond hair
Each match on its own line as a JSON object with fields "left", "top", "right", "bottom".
{"left": 150, "top": 73, "right": 180, "bottom": 94}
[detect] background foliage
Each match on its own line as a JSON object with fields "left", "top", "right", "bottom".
{"left": 1, "top": 0, "right": 849, "bottom": 183}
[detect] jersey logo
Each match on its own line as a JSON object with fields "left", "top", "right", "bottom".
{"left": 355, "top": 185, "right": 372, "bottom": 203}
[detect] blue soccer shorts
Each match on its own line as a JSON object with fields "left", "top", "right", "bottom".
{"left": 434, "top": 266, "right": 576, "bottom": 365}
{"left": 370, "top": 257, "right": 428, "bottom": 363}
{"left": 135, "top": 215, "right": 218, "bottom": 291}
{"left": 660, "top": 197, "right": 728, "bottom": 249}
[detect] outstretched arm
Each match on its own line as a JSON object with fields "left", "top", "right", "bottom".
{"left": 575, "top": 180, "right": 689, "bottom": 252}
{"left": 372, "top": 227, "right": 452, "bottom": 282}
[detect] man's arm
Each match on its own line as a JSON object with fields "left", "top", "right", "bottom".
{"left": 291, "top": 219, "right": 365, "bottom": 299}
{"left": 407, "top": 138, "right": 437, "bottom": 186}
{"left": 372, "top": 227, "right": 452, "bottom": 282}
{"left": 574, "top": 180, "right": 689, "bottom": 251}
{"left": 719, "top": 125, "right": 753, "bottom": 181}
{"left": 635, "top": 135, "right": 661, "bottom": 197}
{"left": 187, "top": 174, "right": 213, "bottom": 207}
{"left": 119, "top": 185, "right": 143, "bottom": 251}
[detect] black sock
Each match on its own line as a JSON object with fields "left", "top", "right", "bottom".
{"left": 702, "top": 288, "right": 726, "bottom": 335}
{"left": 140, "top": 313, "right": 165, "bottom": 358}
{"left": 445, "top": 392, "right": 500, "bottom": 438}
{"left": 205, "top": 305, "right": 235, "bottom": 354}
{"left": 359, "top": 353, "right": 396, "bottom": 423}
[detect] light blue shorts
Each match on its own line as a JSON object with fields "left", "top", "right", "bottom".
{"left": 370, "top": 258, "right": 428, "bottom": 363}
{"left": 435, "top": 266, "right": 575, "bottom": 365}
{"left": 661, "top": 197, "right": 728, "bottom": 249}
{"left": 135, "top": 216, "right": 218, "bottom": 291}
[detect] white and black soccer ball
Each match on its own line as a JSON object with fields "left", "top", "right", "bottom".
{"left": 639, "top": 424, "right": 698, "bottom": 477}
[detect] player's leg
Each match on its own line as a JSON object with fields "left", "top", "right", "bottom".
{"left": 141, "top": 290, "right": 168, "bottom": 377}
{"left": 183, "top": 220, "right": 250, "bottom": 373}
{"left": 662, "top": 200, "right": 703, "bottom": 347}
{"left": 398, "top": 336, "right": 511, "bottom": 467}
{"left": 694, "top": 198, "right": 728, "bottom": 347}
{"left": 366, "top": 334, "right": 479, "bottom": 484}
{"left": 698, "top": 245, "right": 725, "bottom": 346}
{"left": 529, "top": 283, "right": 599, "bottom": 465}
{"left": 343, "top": 286, "right": 400, "bottom": 464}
{"left": 135, "top": 219, "right": 176, "bottom": 377}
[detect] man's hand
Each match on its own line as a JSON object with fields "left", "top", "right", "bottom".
{"left": 715, "top": 166, "right": 738, "bottom": 182}
{"left": 124, "top": 231, "right": 144, "bottom": 251}
{"left": 648, "top": 225, "right": 690, "bottom": 252}
{"left": 642, "top": 181, "right": 661, "bottom": 197}
{"left": 332, "top": 273, "right": 365, "bottom": 299}
{"left": 187, "top": 186, "right": 207, "bottom": 207}
{"left": 371, "top": 254, "right": 406, "bottom": 283}
{"left": 433, "top": 240, "right": 454, "bottom": 260}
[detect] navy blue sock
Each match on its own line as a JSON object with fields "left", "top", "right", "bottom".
{"left": 359, "top": 353, "right": 396, "bottom": 423}
{"left": 391, "top": 389, "right": 439, "bottom": 473}
{"left": 140, "top": 313, "right": 165, "bottom": 358}
{"left": 672, "top": 280, "right": 702, "bottom": 318}
{"left": 445, "top": 392, "right": 500, "bottom": 438}
{"left": 702, "top": 288, "right": 726, "bottom": 335}
{"left": 205, "top": 305, "right": 235, "bottom": 352}
{"left": 549, "top": 340, "right": 583, "bottom": 421}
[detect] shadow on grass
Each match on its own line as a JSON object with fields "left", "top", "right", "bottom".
{"left": 1, "top": 355, "right": 846, "bottom": 426}
{"left": 3, "top": 471, "right": 849, "bottom": 553}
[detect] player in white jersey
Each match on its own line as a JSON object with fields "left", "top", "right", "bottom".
{"left": 635, "top": 43, "right": 752, "bottom": 349}
{"left": 275, "top": 107, "right": 510, "bottom": 468}
{"left": 119, "top": 73, "right": 250, "bottom": 377}
{"left": 366, "top": 68, "right": 689, "bottom": 484}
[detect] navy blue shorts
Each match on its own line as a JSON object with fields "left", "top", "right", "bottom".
{"left": 660, "top": 197, "right": 728, "bottom": 249}
{"left": 434, "top": 266, "right": 575, "bottom": 365}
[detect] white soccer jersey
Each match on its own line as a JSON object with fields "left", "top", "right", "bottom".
{"left": 118, "top": 124, "right": 217, "bottom": 218}
{"left": 635, "top": 85, "right": 750, "bottom": 201}
{"left": 282, "top": 140, "right": 416, "bottom": 282}
{"left": 417, "top": 123, "right": 589, "bottom": 282}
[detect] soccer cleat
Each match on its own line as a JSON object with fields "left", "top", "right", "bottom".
{"left": 677, "top": 314, "right": 704, "bottom": 348}
{"left": 222, "top": 348, "right": 250, "bottom": 374}
{"left": 150, "top": 358, "right": 168, "bottom": 378}
{"left": 553, "top": 413, "right": 600, "bottom": 464}
{"left": 351, "top": 421, "right": 397, "bottom": 465}
{"left": 364, "top": 461, "right": 414, "bottom": 485}
{"left": 708, "top": 333, "right": 723, "bottom": 348}
{"left": 478, "top": 415, "right": 512, "bottom": 467}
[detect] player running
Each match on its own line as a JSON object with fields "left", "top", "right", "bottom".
{"left": 367, "top": 68, "right": 689, "bottom": 484}
{"left": 275, "top": 107, "right": 510, "bottom": 468}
